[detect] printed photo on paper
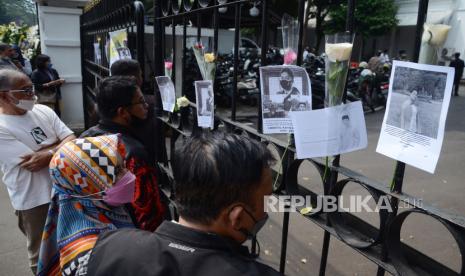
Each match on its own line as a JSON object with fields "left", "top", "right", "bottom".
{"left": 109, "top": 29, "right": 132, "bottom": 67}
{"left": 260, "top": 65, "right": 312, "bottom": 134}
{"left": 155, "top": 76, "right": 176, "bottom": 112}
{"left": 94, "top": 42, "right": 102, "bottom": 65}
{"left": 195, "top": 80, "right": 214, "bottom": 128}
{"left": 376, "top": 60, "right": 454, "bottom": 173}
{"left": 291, "top": 101, "right": 367, "bottom": 159}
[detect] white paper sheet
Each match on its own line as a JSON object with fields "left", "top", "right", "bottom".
{"left": 291, "top": 101, "right": 367, "bottom": 159}
{"left": 155, "top": 76, "right": 176, "bottom": 112}
{"left": 93, "top": 43, "right": 102, "bottom": 65}
{"left": 260, "top": 65, "right": 312, "bottom": 134}
{"left": 195, "top": 80, "right": 214, "bottom": 128}
{"left": 376, "top": 61, "right": 454, "bottom": 173}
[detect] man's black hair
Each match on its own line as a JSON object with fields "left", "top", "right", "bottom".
{"left": 0, "top": 43, "right": 10, "bottom": 53}
{"left": 110, "top": 59, "right": 141, "bottom": 78}
{"left": 96, "top": 76, "right": 138, "bottom": 119}
{"left": 35, "top": 54, "right": 51, "bottom": 70}
{"left": 280, "top": 67, "right": 294, "bottom": 80}
{"left": 455, "top": 52, "right": 461, "bottom": 58}
{"left": 172, "top": 131, "right": 275, "bottom": 224}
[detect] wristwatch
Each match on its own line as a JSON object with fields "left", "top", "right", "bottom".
{"left": 48, "top": 149, "right": 56, "bottom": 156}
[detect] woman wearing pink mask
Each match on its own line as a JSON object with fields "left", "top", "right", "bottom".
{"left": 36, "top": 134, "right": 136, "bottom": 276}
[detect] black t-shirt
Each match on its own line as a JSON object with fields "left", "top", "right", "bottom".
{"left": 87, "top": 221, "right": 282, "bottom": 276}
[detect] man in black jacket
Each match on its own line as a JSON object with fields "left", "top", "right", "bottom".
{"left": 80, "top": 76, "right": 167, "bottom": 232}
{"left": 86, "top": 132, "right": 281, "bottom": 276}
{"left": 450, "top": 52, "right": 464, "bottom": 96}
{"left": 110, "top": 59, "right": 162, "bottom": 165}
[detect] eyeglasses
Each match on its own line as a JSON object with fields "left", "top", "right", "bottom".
{"left": 127, "top": 98, "right": 148, "bottom": 106}
{"left": 9, "top": 87, "right": 35, "bottom": 97}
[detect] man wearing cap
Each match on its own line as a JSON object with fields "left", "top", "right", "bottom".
{"left": 0, "top": 69, "right": 75, "bottom": 274}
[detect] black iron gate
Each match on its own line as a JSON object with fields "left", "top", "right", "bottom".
{"left": 81, "top": 0, "right": 465, "bottom": 275}
{"left": 80, "top": 0, "right": 145, "bottom": 128}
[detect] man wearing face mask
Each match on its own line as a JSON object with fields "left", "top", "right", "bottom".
{"left": 0, "top": 69, "right": 75, "bottom": 274}
{"left": 80, "top": 76, "right": 168, "bottom": 232}
{"left": 276, "top": 67, "right": 301, "bottom": 111}
{"left": 86, "top": 132, "right": 281, "bottom": 276}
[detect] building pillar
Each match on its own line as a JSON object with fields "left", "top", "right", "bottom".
{"left": 36, "top": 5, "right": 84, "bottom": 130}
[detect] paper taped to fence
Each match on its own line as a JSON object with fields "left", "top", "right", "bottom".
{"left": 195, "top": 80, "right": 214, "bottom": 128}
{"left": 260, "top": 65, "right": 312, "bottom": 134}
{"left": 376, "top": 61, "right": 454, "bottom": 173}
{"left": 109, "top": 29, "right": 132, "bottom": 68}
{"left": 291, "top": 101, "right": 367, "bottom": 159}
{"left": 155, "top": 76, "right": 176, "bottom": 112}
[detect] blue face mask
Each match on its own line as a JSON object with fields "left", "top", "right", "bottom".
{"left": 47, "top": 63, "right": 53, "bottom": 69}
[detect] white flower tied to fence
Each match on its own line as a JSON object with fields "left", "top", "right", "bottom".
{"left": 324, "top": 32, "right": 354, "bottom": 107}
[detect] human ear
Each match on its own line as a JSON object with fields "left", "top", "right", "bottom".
{"left": 116, "top": 106, "right": 130, "bottom": 118}
{"left": 228, "top": 205, "right": 246, "bottom": 231}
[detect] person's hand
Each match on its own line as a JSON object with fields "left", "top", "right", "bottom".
{"left": 58, "top": 79, "right": 65, "bottom": 85}
{"left": 19, "top": 151, "right": 53, "bottom": 172}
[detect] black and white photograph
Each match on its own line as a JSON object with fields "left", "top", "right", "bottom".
{"left": 195, "top": 80, "right": 214, "bottom": 128}
{"left": 377, "top": 60, "right": 455, "bottom": 173}
{"left": 291, "top": 101, "right": 367, "bottom": 159}
{"left": 155, "top": 76, "right": 176, "bottom": 112}
{"left": 94, "top": 43, "right": 102, "bottom": 65}
{"left": 260, "top": 65, "right": 312, "bottom": 134}
{"left": 338, "top": 111, "right": 362, "bottom": 153}
{"left": 385, "top": 64, "right": 448, "bottom": 139}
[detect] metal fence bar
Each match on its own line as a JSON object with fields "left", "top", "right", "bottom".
{"left": 258, "top": 0, "right": 268, "bottom": 133}
{"left": 182, "top": 17, "right": 187, "bottom": 96}
{"left": 172, "top": 18, "right": 177, "bottom": 85}
{"left": 231, "top": 3, "right": 241, "bottom": 121}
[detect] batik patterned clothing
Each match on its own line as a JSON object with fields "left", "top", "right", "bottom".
{"left": 80, "top": 120, "right": 167, "bottom": 232}
{"left": 37, "top": 135, "right": 135, "bottom": 276}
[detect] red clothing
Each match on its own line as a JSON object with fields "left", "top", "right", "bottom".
{"left": 80, "top": 120, "right": 167, "bottom": 231}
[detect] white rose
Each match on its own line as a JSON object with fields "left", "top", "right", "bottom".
{"left": 176, "top": 96, "right": 190, "bottom": 108}
{"left": 325, "top": 43, "right": 353, "bottom": 62}
{"left": 423, "top": 24, "right": 451, "bottom": 47}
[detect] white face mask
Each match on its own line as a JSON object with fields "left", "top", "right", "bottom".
{"left": 15, "top": 96, "right": 37, "bottom": 111}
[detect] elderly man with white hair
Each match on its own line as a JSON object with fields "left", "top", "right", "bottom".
{"left": 0, "top": 69, "right": 75, "bottom": 274}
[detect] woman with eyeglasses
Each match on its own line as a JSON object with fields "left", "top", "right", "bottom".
{"left": 31, "top": 54, "right": 65, "bottom": 116}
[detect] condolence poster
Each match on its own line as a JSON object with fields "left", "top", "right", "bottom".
{"left": 376, "top": 61, "right": 454, "bottom": 173}
{"left": 260, "top": 65, "right": 312, "bottom": 134}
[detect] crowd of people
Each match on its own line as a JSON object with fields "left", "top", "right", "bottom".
{"left": 0, "top": 43, "right": 65, "bottom": 115}
{"left": 0, "top": 56, "right": 282, "bottom": 275}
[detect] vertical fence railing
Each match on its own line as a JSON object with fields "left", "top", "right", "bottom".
{"left": 80, "top": 0, "right": 465, "bottom": 275}
{"left": 80, "top": 0, "right": 145, "bottom": 128}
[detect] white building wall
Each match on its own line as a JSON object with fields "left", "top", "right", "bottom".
{"left": 37, "top": 6, "right": 84, "bottom": 130}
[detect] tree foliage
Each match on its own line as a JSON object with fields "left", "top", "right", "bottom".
{"left": 304, "top": 0, "right": 344, "bottom": 49}
{"left": 324, "top": 0, "right": 398, "bottom": 38}
{"left": 0, "top": 0, "right": 36, "bottom": 26}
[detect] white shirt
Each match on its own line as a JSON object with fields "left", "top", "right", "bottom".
{"left": 0, "top": 104, "right": 73, "bottom": 210}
